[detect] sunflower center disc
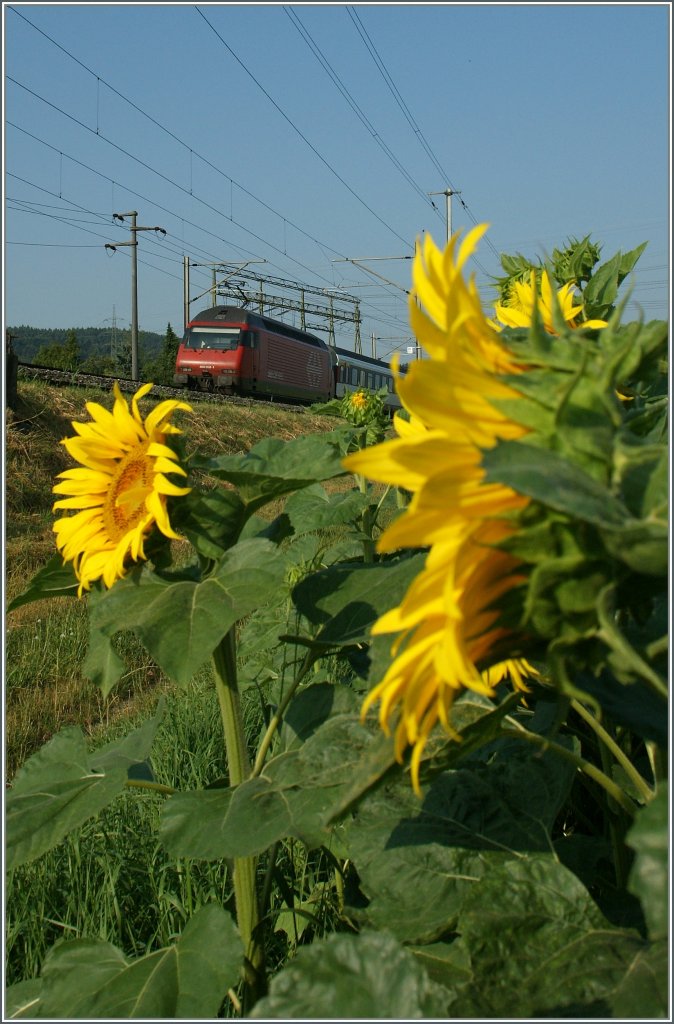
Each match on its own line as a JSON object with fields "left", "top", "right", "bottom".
{"left": 103, "top": 442, "right": 153, "bottom": 542}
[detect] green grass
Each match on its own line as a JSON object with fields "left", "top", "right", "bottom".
{"left": 5, "top": 378, "right": 391, "bottom": 999}
{"left": 4, "top": 378, "right": 381, "bottom": 997}
{"left": 4, "top": 666, "right": 352, "bottom": 992}
{"left": 4, "top": 679, "right": 234, "bottom": 987}
{"left": 4, "top": 379, "right": 344, "bottom": 777}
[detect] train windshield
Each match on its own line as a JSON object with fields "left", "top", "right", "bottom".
{"left": 184, "top": 327, "right": 242, "bottom": 351}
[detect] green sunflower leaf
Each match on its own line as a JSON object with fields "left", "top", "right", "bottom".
{"left": 276, "top": 682, "right": 361, "bottom": 752}
{"left": 190, "top": 429, "right": 353, "bottom": 514}
{"left": 448, "top": 856, "right": 668, "bottom": 1018}
{"left": 23, "top": 904, "right": 241, "bottom": 1019}
{"left": 582, "top": 241, "right": 648, "bottom": 322}
{"left": 159, "top": 714, "right": 396, "bottom": 859}
{"left": 7, "top": 552, "right": 79, "bottom": 612}
{"left": 86, "top": 538, "right": 287, "bottom": 687}
{"left": 626, "top": 784, "right": 669, "bottom": 941}
{"left": 3, "top": 979, "right": 43, "bottom": 1019}
{"left": 481, "top": 440, "right": 629, "bottom": 527}
{"left": 169, "top": 486, "right": 247, "bottom": 558}
{"left": 249, "top": 931, "right": 450, "bottom": 1019}
{"left": 343, "top": 739, "right": 577, "bottom": 944}
{"left": 81, "top": 619, "right": 127, "bottom": 698}
{"left": 291, "top": 552, "right": 426, "bottom": 648}
{"left": 5, "top": 702, "right": 164, "bottom": 869}
{"left": 283, "top": 482, "right": 369, "bottom": 536}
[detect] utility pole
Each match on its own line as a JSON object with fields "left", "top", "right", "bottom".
{"left": 105, "top": 212, "right": 165, "bottom": 380}
{"left": 6, "top": 329, "right": 18, "bottom": 411}
{"left": 429, "top": 189, "right": 461, "bottom": 244}
{"left": 183, "top": 255, "right": 190, "bottom": 330}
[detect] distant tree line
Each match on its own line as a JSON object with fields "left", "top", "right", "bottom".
{"left": 9, "top": 324, "right": 181, "bottom": 385}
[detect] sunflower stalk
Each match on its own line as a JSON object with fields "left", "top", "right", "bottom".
{"left": 570, "top": 699, "right": 654, "bottom": 804}
{"left": 354, "top": 472, "right": 376, "bottom": 563}
{"left": 251, "top": 647, "right": 319, "bottom": 777}
{"left": 501, "top": 723, "right": 637, "bottom": 817}
{"left": 212, "top": 628, "right": 265, "bottom": 1003}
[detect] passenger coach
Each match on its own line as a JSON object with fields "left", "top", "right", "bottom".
{"left": 334, "top": 347, "right": 403, "bottom": 413}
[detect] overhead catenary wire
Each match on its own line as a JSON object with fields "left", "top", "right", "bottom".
{"left": 7, "top": 169, "right": 412, "bottom": 340}
{"left": 6, "top": 3, "right": 418, "bottom": 304}
{"left": 346, "top": 6, "right": 457, "bottom": 191}
{"left": 5, "top": 5, "right": 375, "bottom": 263}
{"left": 6, "top": 116, "right": 413, "bottom": 337}
{"left": 6, "top": 5, "right": 666, "bottom": 331}
{"left": 283, "top": 6, "right": 444, "bottom": 224}
{"left": 194, "top": 6, "right": 412, "bottom": 251}
{"left": 345, "top": 5, "right": 503, "bottom": 266}
{"left": 7, "top": 104, "right": 413, "bottom": 325}
{"left": 6, "top": 5, "right": 496, "bottom": 322}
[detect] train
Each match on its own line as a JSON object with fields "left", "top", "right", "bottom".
{"left": 173, "top": 305, "right": 403, "bottom": 411}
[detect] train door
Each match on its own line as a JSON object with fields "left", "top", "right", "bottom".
{"left": 246, "top": 329, "right": 264, "bottom": 392}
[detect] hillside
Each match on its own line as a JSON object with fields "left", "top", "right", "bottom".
{"left": 7, "top": 324, "right": 166, "bottom": 366}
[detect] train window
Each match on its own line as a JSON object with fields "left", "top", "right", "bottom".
{"left": 185, "top": 328, "right": 241, "bottom": 351}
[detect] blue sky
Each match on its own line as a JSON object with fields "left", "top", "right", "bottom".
{"left": 3, "top": 2, "right": 671, "bottom": 360}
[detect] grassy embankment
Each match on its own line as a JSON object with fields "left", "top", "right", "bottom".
{"left": 6, "top": 379, "right": 363, "bottom": 989}
{"left": 5, "top": 379, "right": 348, "bottom": 777}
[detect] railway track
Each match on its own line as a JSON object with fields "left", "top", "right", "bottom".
{"left": 16, "top": 363, "right": 311, "bottom": 413}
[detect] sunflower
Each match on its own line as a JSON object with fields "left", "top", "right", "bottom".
{"left": 344, "top": 226, "right": 539, "bottom": 792}
{"left": 349, "top": 390, "right": 369, "bottom": 410}
{"left": 53, "top": 382, "right": 192, "bottom": 595}
{"left": 494, "top": 268, "right": 607, "bottom": 333}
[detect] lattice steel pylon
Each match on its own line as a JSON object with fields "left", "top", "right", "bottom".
{"left": 184, "top": 258, "right": 361, "bottom": 351}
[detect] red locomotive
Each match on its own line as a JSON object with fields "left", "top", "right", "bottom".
{"left": 174, "top": 306, "right": 334, "bottom": 404}
{"left": 173, "top": 304, "right": 403, "bottom": 410}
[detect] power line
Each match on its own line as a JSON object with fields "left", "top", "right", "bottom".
{"left": 6, "top": 119, "right": 412, "bottom": 333}
{"left": 283, "top": 6, "right": 443, "bottom": 222}
{"left": 6, "top": 4, "right": 364, "bottom": 264}
{"left": 7, "top": 241, "right": 104, "bottom": 248}
{"left": 346, "top": 6, "right": 503, "bottom": 265}
{"left": 6, "top": 7, "right": 409, "bottom": 296}
{"left": 6, "top": 175, "right": 182, "bottom": 282}
{"left": 7, "top": 92, "right": 411, "bottom": 318}
{"left": 346, "top": 6, "right": 456, "bottom": 191}
{"left": 7, "top": 169, "right": 410, "bottom": 340}
{"left": 6, "top": 7, "right": 427, "bottom": 329}
{"left": 194, "top": 6, "right": 412, "bottom": 250}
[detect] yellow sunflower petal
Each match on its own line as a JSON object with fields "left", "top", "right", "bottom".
{"left": 52, "top": 384, "right": 191, "bottom": 593}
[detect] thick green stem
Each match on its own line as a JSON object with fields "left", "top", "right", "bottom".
{"left": 213, "top": 629, "right": 250, "bottom": 786}
{"left": 595, "top": 722, "right": 631, "bottom": 890}
{"left": 355, "top": 472, "right": 376, "bottom": 563}
{"left": 571, "top": 699, "right": 654, "bottom": 804}
{"left": 501, "top": 724, "right": 638, "bottom": 817}
{"left": 212, "top": 630, "right": 264, "bottom": 1003}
